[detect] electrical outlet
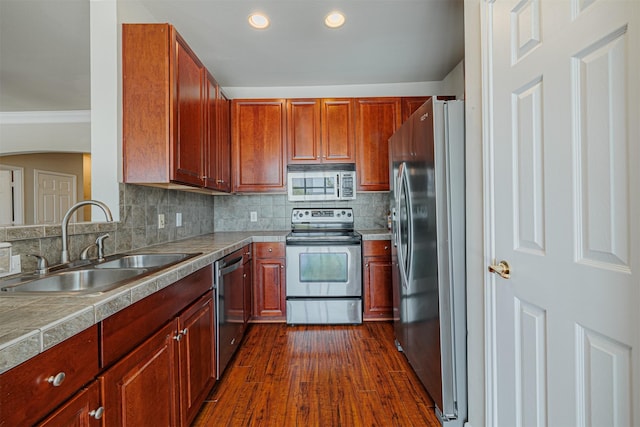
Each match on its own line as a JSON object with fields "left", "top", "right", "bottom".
{"left": 250, "top": 211, "right": 258, "bottom": 222}
{"left": 176, "top": 212, "right": 182, "bottom": 227}
{"left": 158, "top": 214, "right": 165, "bottom": 229}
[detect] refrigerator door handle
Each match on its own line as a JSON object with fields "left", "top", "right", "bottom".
{"left": 395, "top": 162, "right": 413, "bottom": 289}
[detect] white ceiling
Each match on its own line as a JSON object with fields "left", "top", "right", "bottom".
{"left": 0, "top": 0, "right": 464, "bottom": 112}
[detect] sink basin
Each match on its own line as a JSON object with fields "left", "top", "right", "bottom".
{"left": 0, "top": 268, "right": 148, "bottom": 294}
{"left": 94, "top": 253, "right": 195, "bottom": 269}
{"left": 0, "top": 252, "right": 201, "bottom": 295}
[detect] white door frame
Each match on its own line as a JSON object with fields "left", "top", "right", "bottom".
{"left": 0, "top": 164, "right": 25, "bottom": 225}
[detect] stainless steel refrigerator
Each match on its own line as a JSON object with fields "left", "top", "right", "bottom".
{"left": 389, "top": 98, "right": 467, "bottom": 426}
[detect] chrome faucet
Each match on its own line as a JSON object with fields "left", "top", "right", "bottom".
{"left": 61, "top": 200, "right": 113, "bottom": 264}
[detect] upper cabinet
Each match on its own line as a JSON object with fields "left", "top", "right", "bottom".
{"left": 204, "top": 73, "right": 231, "bottom": 192}
{"left": 355, "top": 97, "right": 402, "bottom": 191}
{"left": 287, "top": 98, "right": 355, "bottom": 164}
{"left": 122, "top": 24, "right": 230, "bottom": 192}
{"left": 232, "top": 99, "right": 287, "bottom": 192}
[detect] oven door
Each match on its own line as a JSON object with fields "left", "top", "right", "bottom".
{"left": 286, "top": 243, "right": 362, "bottom": 297}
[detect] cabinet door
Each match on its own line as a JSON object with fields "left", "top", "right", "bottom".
{"left": 363, "top": 240, "right": 393, "bottom": 320}
{"left": 178, "top": 295, "right": 216, "bottom": 426}
{"left": 287, "top": 99, "right": 321, "bottom": 163}
{"left": 216, "top": 92, "right": 232, "bottom": 192}
{"left": 363, "top": 256, "right": 393, "bottom": 320}
{"left": 232, "top": 99, "right": 287, "bottom": 192}
{"left": 401, "top": 96, "right": 432, "bottom": 122}
{"left": 173, "top": 35, "right": 205, "bottom": 187}
{"left": 101, "top": 321, "right": 179, "bottom": 427}
{"left": 253, "top": 258, "right": 286, "bottom": 321}
{"left": 321, "top": 98, "right": 355, "bottom": 163}
{"left": 37, "top": 380, "right": 103, "bottom": 427}
{"left": 204, "top": 72, "right": 219, "bottom": 190}
{"left": 355, "top": 98, "right": 402, "bottom": 191}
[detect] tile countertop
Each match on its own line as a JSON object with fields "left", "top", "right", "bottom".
{"left": 0, "top": 229, "right": 390, "bottom": 374}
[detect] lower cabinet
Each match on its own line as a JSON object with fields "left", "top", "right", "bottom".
{"left": 38, "top": 380, "right": 103, "bottom": 426}
{"left": 101, "top": 320, "right": 180, "bottom": 426}
{"left": 178, "top": 294, "right": 216, "bottom": 426}
{"left": 252, "top": 242, "right": 286, "bottom": 321}
{"left": 101, "top": 293, "right": 215, "bottom": 427}
{"left": 363, "top": 240, "right": 393, "bottom": 321}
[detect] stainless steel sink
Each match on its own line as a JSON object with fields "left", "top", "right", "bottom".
{"left": 94, "top": 253, "right": 195, "bottom": 269}
{"left": 0, "top": 252, "right": 201, "bottom": 295}
{"left": 0, "top": 268, "right": 148, "bottom": 294}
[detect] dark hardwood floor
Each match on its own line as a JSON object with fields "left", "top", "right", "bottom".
{"left": 192, "top": 322, "right": 440, "bottom": 426}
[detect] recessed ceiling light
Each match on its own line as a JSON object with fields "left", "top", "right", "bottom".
{"left": 324, "top": 11, "right": 345, "bottom": 28}
{"left": 248, "top": 13, "right": 270, "bottom": 29}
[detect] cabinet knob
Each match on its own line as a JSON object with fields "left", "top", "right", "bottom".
{"left": 47, "top": 372, "right": 66, "bottom": 387}
{"left": 180, "top": 328, "right": 188, "bottom": 336}
{"left": 243, "top": 273, "right": 247, "bottom": 278}
{"left": 384, "top": 245, "right": 389, "bottom": 250}
{"left": 89, "top": 407, "right": 104, "bottom": 420}
{"left": 268, "top": 248, "right": 273, "bottom": 252}
{"left": 173, "top": 333, "right": 182, "bottom": 341}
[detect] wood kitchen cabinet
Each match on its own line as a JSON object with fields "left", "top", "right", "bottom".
{"left": 101, "top": 320, "right": 180, "bottom": 426}
{"left": 204, "top": 72, "right": 231, "bottom": 192}
{"left": 232, "top": 99, "right": 287, "bottom": 192}
{"left": 101, "top": 295, "right": 215, "bottom": 427}
{"left": 355, "top": 97, "right": 402, "bottom": 191}
{"left": 100, "top": 266, "right": 215, "bottom": 427}
{"left": 363, "top": 240, "right": 393, "bottom": 321}
{"left": 177, "top": 294, "right": 216, "bottom": 426}
{"left": 287, "top": 98, "right": 355, "bottom": 164}
{"left": 252, "top": 242, "right": 286, "bottom": 321}
{"left": 38, "top": 380, "right": 103, "bottom": 427}
{"left": 0, "top": 325, "right": 100, "bottom": 426}
{"left": 402, "top": 96, "right": 432, "bottom": 122}
{"left": 123, "top": 23, "right": 233, "bottom": 192}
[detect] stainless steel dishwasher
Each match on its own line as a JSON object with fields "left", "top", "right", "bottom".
{"left": 214, "top": 250, "right": 245, "bottom": 379}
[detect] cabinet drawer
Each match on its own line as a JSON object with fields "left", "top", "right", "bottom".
{"left": 363, "top": 240, "right": 391, "bottom": 257}
{"left": 0, "top": 325, "right": 99, "bottom": 426}
{"left": 253, "top": 242, "right": 285, "bottom": 258}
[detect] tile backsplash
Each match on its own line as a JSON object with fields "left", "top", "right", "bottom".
{"left": 0, "top": 184, "right": 215, "bottom": 272}
{"left": 213, "top": 192, "right": 390, "bottom": 232}
{"left": 0, "top": 184, "right": 388, "bottom": 273}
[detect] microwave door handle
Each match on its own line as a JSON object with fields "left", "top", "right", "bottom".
{"left": 336, "top": 173, "right": 341, "bottom": 198}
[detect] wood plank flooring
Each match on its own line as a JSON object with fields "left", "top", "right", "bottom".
{"left": 192, "top": 322, "right": 440, "bottom": 426}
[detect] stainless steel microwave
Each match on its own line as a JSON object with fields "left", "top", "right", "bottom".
{"left": 287, "top": 164, "right": 356, "bottom": 201}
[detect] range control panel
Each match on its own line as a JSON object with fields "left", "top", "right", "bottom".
{"left": 291, "top": 208, "right": 354, "bottom": 225}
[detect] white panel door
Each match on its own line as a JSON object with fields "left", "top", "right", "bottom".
{"left": 484, "top": 0, "right": 639, "bottom": 426}
{"left": 34, "top": 170, "right": 77, "bottom": 224}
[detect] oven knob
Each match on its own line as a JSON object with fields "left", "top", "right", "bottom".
{"left": 305, "top": 211, "right": 309, "bottom": 216}
{"left": 347, "top": 212, "right": 352, "bottom": 217}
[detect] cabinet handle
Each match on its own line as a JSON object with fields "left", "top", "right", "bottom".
{"left": 180, "top": 328, "right": 188, "bottom": 336}
{"left": 173, "top": 333, "right": 182, "bottom": 341}
{"left": 384, "top": 246, "right": 389, "bottom": 250}
{"left": 217, "top": 179, "right": 225, "bottom": 184}
{"left": 89, "top": 407, "right": 104, "bottom": 420}
{"left": 47, "top": 372, "right": 66, "bottom": 387}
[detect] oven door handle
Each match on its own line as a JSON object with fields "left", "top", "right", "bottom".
{"left": 218, "top": 256, "right": 243, "bottom": 276}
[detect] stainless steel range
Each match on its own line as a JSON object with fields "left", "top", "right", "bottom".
{"left": 286, "top": 207, "right": 362, "bottom": 325}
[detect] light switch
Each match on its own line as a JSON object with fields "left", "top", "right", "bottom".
{"left": 250, "top": 211, "right": 257, "bottom": 222}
